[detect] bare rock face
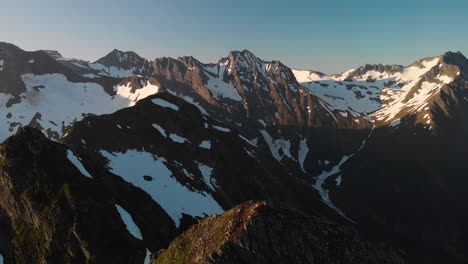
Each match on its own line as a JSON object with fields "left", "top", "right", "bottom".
{"left": 153, "top": 201, "right": 405, "bottom": 264}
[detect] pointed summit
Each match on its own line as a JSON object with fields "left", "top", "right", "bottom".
{"left": 95, "top": 49, "right": 146, "bottom": 69}
{"left": 440, "top": 51, "right": 468, "bottom": 74}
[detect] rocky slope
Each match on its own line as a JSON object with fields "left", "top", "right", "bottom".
{"left": 153, "top": 201, "right": 405, "bottom": 264}
{"left": 60, "top": 92, "right": 341, "bottom": 228}
{"left": 0, "top": 127, "right": 177, "bottom": 264}
{"left": 0, "top": 105, "right": 395, "bottom": 264}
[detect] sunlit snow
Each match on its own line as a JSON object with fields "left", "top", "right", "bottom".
{"left": 0, "top": 73, "right": 159, "bottom": 142}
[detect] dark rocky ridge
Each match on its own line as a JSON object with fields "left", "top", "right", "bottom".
{"left": 153, "top": 201, "right": 405, "bottom": 264}
{"left": 0, "top": 127, "right": 177, "bottom": 263}
{"left": 60, "top": 92, "right": 342, "bottom": 222}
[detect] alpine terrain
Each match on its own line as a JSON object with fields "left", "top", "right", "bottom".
{"left": 1, "top": 41, "right": 467, "bottom": 263}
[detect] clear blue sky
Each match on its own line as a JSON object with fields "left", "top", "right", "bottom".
{"left": 1, "top": 0, "right": 467, "bottom": 73}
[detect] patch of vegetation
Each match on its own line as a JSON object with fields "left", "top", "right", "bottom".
{"left": 11, "top": 184, "right": 71, "bottom": 264}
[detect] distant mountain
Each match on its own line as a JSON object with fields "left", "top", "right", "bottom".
{"left": 1, "top": 41, "right": 468, "bottom": 263}
{"left": 294, "top": 51, "right": 468, "bottom": 263}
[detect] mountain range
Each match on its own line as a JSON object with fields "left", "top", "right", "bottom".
{"left": 1, "top": 41, "right": 467, "bottom": 263}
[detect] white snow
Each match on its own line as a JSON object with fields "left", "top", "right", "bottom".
{"left": 0, "top": 73, "right": 159, "bottom": 142}
{"left": 388, "top": 119, "right": 401, "bottom": 128}
{"left": 239, "top": 135, "right": 258, "bottom": 147}
{"left": 314, "top": 155, "right": 351, "bottom": 205}
{"left": 438, "top": 74, "right": 453, "bottom": 84}
{"left": 115, "top": 82, "right": 159, "bottom": 105}
{"left": 260, "top": 130, "right": 293, "bottom": 161}
{"left": 298, "top": 138, "right": 309, "bottom": 172}
{"left": 67, "top": 150, "right": 92, "bottom": 178}
{"left": 115, "top": 204, "right": 143, "bottom": 240}
{"left": 166, "top": 89, "right": 209, "bottom": 115}
{"left": 292, "top": 69, "right": 329, "bottom": 82}
{"left": 151, "top": 98, "right": 179, "bottom": 111}
{"left": 197, "top": 162, "right": 218, "bottom": 190}
{"left": 206, "top": 76, "right": 242, "bottom": 101}
{"left": 152, "top": 123, "right": 188, "bottom": 143}
{"left": 101, "top": 150, "right": 223, "bottom": 227}
{"left": 144, "top": 249, "right": 152, "bottom": 264}
{"left": 169, "top": 133, "right": 188, "bottom": 144}
{"left": 72, "top": 62, "right": 90, "bottom": 70}
{"left": 87, "top": 63, "right": 135, "bottom": 78}
{"left": 199, "top": 140, "right": 211, "bottom": 149}
{"left": 296, "top": 57, "right": 442, "bottom": 121}
{"left": 152, "top": 124, "right": 167, "bottom": 137}
{"left": 28, "top": 59, "right": 35, "bottom": 64}
{"left": 313, "top": 126, "right": 373, "bottom": 222}
{"left": 373, "top": 81, "right": 442, "bottom": 122}
{"left": 258, "top": 119, "right": 267, "bottom": 127}
{"left": 212, "top": 125, "right": 230, "bottom": 132}
{"left": 335, "top": 176, "right": 342, "bottom": 186}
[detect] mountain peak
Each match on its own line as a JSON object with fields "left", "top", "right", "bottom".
{"left": 95, "top": 49, "right": 146, "bottom": 69}
{"left": 436, "top": 51, "right": 468, "bottom": 76}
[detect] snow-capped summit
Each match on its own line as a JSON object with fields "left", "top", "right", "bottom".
{"left": 295, "top": 51, "right": 468, "bottom": 128}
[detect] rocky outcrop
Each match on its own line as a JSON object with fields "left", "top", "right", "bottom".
{"left": 153, "top": 201, "right": 405, "bottom": 264}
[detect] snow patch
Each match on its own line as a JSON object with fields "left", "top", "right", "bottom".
{"left": 0, "top": 73, "right": 157, "bottom": 142}
{"left": 260, "top": 130, "right": 293, "bottom": 161}
{"left": 239, "top": 135, "right": 258, "bottom": 147}
{"left": 101, "top": 150, "right": 223, "bottom": 227}
{"left": 437, "top": 74, "right": 453, "bottom": 84}
{"left": 144, "top": 249, "right": 152, "bottom": 264}
{"left": 258, "top": 119, "right": 267, "bottom": 127}
{"left": 67, "top": 150, "right": 92, "bottom": 178}
{"left": 197, "top": 162, "right": 217, "bottom": 190}
{"left": 169, "top": 133, "right": 189, "bottom": 144}
{"left": 115, "top": 204, "right": 143, "bottom": 240}
{"left": 206, "top": 77, "right": 242, "bottom": 101}
{"left": 115, "top": 82, "right": 159, "bottom": 106}
{"left": 298, "top": 138, "right": 309, "bottom": 172}
{"left": 88, "top": 63, "right": 135, "bottom": 78}
{"left": 212, "top": 125, "right": 230, "bottom": 133}
{"left": 199, "top": 140, "right": 211, "bottom": 149}
{"left": 152, "top": 124, "right": 167, "bottom": 137}
{"left": 152, "top": 98, "right": 179, "bottom": 111}
{"left": 336, "top": 176, "right": 342, "bottom": 186}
